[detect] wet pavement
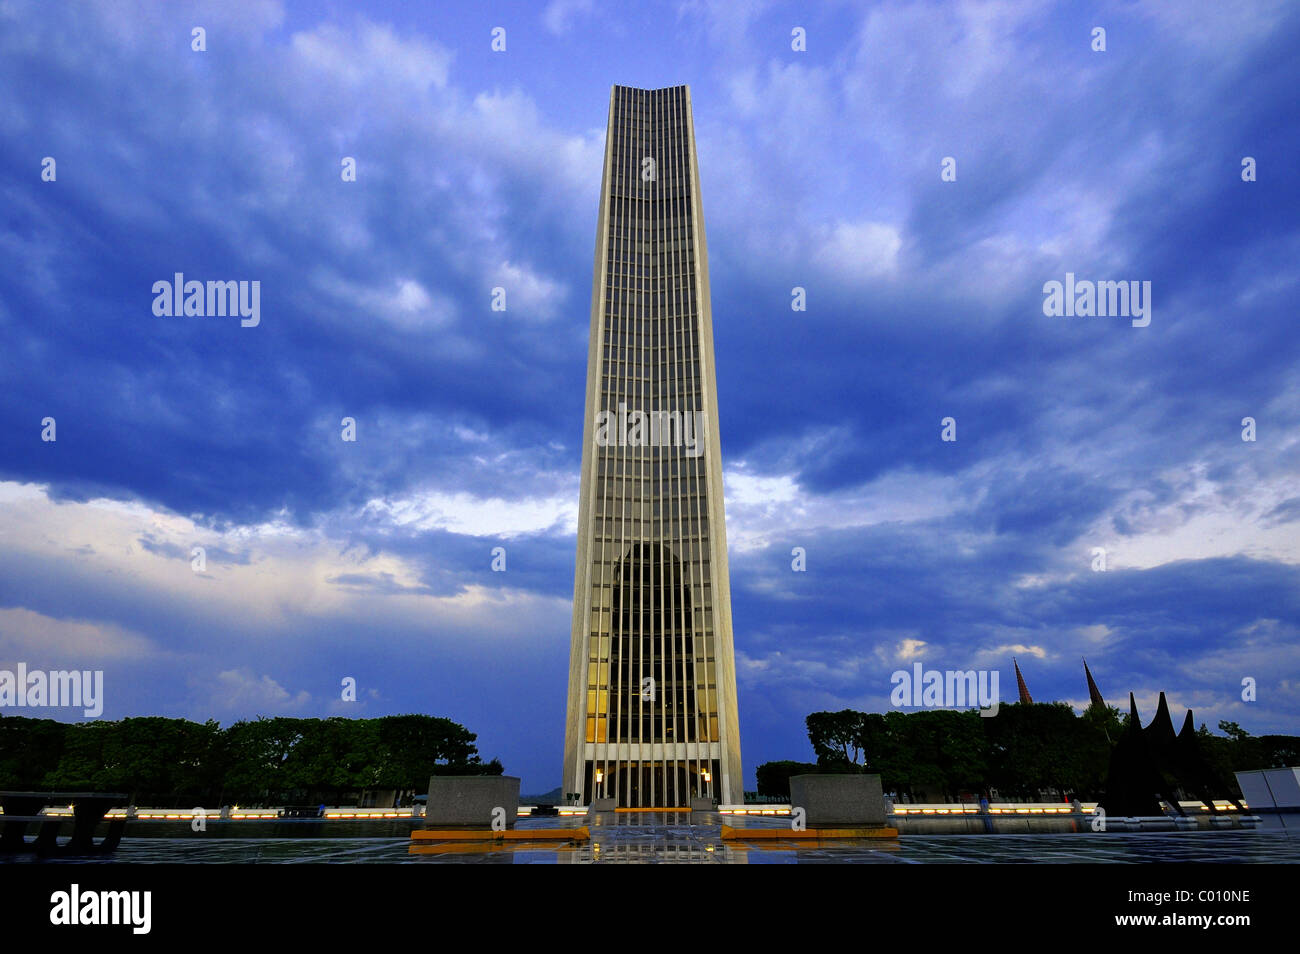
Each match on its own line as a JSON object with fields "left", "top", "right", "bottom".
{"left": 5, "top": 811, "right": 1297, "bottom": 863}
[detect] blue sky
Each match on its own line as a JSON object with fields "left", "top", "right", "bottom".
{"left": 1, "top": 0, "right": 1297, "bottom": 793}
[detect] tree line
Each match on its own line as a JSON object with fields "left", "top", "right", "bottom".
{"left": 756, "top": 704, "right": 1299, "bottom": 802}
{"left": 0, "top": 714, "right": 502, "bottom": 806}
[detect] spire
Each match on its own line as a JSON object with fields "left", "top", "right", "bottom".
{"left": 1083, "top": 657, "right": 1106, "bottom": 709}
{"left": 1013, "top": 658, "right": 1033, "bottom": 704}
{"left": 1148, "top": 691, "right": 1177, "bottom": 749}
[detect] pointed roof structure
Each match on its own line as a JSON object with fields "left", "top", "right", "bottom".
{"left": 1099, "top": 694, "right": 1168, "bottom": 816}
{"left": 1102, "top": 694, "right": 1247, "bottom": 816}
{"left": 1148, "top": 692, "right": 1178, "bottom": 747}
{"left": 1013, "top": 658, "right": 1033, "bottom": 704}
{"left": 1083, "top": 657, "right": 1106, "bottom": 709}
{"left": 1175, "top": 709, "right": 1245, "bottom": 813}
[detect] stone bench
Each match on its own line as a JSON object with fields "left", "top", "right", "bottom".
{"left": 0, "top": 791, "right": 128, "bottom": 856}
{"left": 425, "top": 776, "right": 520, "bottom": 829}
{"left": 789, "top": 774, "right": 888, "bottom": 827}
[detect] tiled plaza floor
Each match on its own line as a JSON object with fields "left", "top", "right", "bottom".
{"left": 5, "top": 811, "right": 1297, "bottom": 864}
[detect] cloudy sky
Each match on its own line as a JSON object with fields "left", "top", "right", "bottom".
{"left": 1, "top": 0, "right": 1297, "bottom": 793}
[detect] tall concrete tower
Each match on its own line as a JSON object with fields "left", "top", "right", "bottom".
{"left": 562, "top": 85, "right": 742, "bottom": 807}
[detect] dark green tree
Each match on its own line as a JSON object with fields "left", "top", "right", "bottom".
{"left": 805, "top": 710, "right": 867, "bottom": 771}
{"left": 754, "top": 760, "right": 819, "bottom": 798}
{"left": 0, "top": 716, "right": 67, "bottom": 789}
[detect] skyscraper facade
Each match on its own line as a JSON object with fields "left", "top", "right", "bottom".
{"left": 562, "top": 85, "right": 742, "bottom": 807}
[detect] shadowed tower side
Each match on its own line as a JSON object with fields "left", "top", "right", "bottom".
{"left": 561, "top": 85, "right": 742, "bottom": 807}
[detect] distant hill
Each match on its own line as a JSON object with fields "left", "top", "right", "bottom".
{"left": 521, "top": 786, "right": 563, "bottom": 805}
